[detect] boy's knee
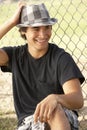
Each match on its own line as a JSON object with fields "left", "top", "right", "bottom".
{"left": 47, "top": 104, "right": 65, "bottom": 124}
{"left": 47, "top": 104, "right": 71, "bottom": 130}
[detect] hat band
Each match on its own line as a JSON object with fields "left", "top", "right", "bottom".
{"left": 22, "top": 18, "right": 51, "bottom": 25}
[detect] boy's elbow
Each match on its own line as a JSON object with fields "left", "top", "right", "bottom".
{"left": 78, "top": 96, "right": 84, "bottom": 109}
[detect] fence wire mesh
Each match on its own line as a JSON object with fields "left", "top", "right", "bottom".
{"left": 0, "top": 0, "right": 87, "bottom": 130}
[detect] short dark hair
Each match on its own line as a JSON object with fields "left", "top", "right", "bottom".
{"left": 18, "top": 27, "right": 27, "bottom": 40}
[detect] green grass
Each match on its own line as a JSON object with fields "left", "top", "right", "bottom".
{"left": 0, "top": 111, "right": 17, "bottom": 130}
{"left": 0, "top": 117, "right": 17, "bottom": 130}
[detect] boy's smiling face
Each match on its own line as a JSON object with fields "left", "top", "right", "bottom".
{"left": 24, "top": 25, "right": 52, "bottom": 58}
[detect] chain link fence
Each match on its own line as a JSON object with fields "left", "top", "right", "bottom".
{"left": 0, "top": 0, "right": 87, "bottom": 129}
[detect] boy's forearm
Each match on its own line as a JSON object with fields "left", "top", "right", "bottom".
{"left": 57, "top": 92, "right": 84, "bottom": 110}
{"left": 0, "top": 19, "right": 15, "bottom": 39}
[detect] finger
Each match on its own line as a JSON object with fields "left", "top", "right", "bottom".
{"left": 38, "top": 103, "right": 46, "bottom": 122}
{"left": 34, "top": 104, "right": 40, "bottom": 123}
{"left": 43, "top": 108, "right": 49, "bottom": 122}
{"left": 18, "top": 0, "right": 26, "bottom": 7}
{"left": 47, "top": 107, "right": 54, "bottom": 120}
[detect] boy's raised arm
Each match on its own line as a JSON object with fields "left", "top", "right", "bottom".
{"left": 0, "top": 3, "right": 25, "bottom": 66}
{"left": 0, "top": 3, "right": 25, "bottom": 39}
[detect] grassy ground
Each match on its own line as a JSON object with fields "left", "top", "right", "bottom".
{"left": 0, "top": 113, "right": 17, "bottom": 130}
{"left": 0, "top": 113, "right": 87, "bottom": 130}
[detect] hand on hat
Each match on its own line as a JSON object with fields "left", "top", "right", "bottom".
{"left": 10, "top": 1, "right": 26, "bottom": 27}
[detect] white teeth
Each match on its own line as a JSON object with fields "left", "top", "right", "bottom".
{"left": 36, "top": 39, "right": 46, "bottom": 42}
{"left": 38, "top": 41, "right": 45, "bottom": 43}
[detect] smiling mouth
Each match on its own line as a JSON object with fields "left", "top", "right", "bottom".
{"left": 37, "top": 39, "right": 47, "bottom": 42}
{"left": 36, "top": 39, "right": 48, "bottom": 45}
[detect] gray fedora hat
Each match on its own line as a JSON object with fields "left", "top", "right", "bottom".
{"left": 17, "top": 3, "right": 58, "bottom": 27}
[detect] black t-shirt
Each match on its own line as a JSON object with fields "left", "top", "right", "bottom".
{"left": 1, "top": 43, "right": 85, "bottom": 124}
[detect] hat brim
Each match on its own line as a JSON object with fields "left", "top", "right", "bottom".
{"left": 17, "top": 18, "right": 57, "bottom": 27}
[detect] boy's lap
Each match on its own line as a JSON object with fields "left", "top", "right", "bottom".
{"left": 16, "top": 108, "right": 78, "bottom": 130}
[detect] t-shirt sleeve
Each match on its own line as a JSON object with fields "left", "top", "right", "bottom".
{"left": 58, "top": 52, "right": 85, "bottom": 85}
{"left": 0, "top": 47, "right": 13, "bottom": 72}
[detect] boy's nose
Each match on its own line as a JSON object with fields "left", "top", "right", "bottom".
{"left": 38, "top": 29, "right": 46, "bottom": 38}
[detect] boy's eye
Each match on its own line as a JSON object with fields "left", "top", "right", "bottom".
{"left": 31, "top": 25, "right": 52, "bottom": 32}
{"left": 32, "top": 27, "right": 39, "bottom": 31}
